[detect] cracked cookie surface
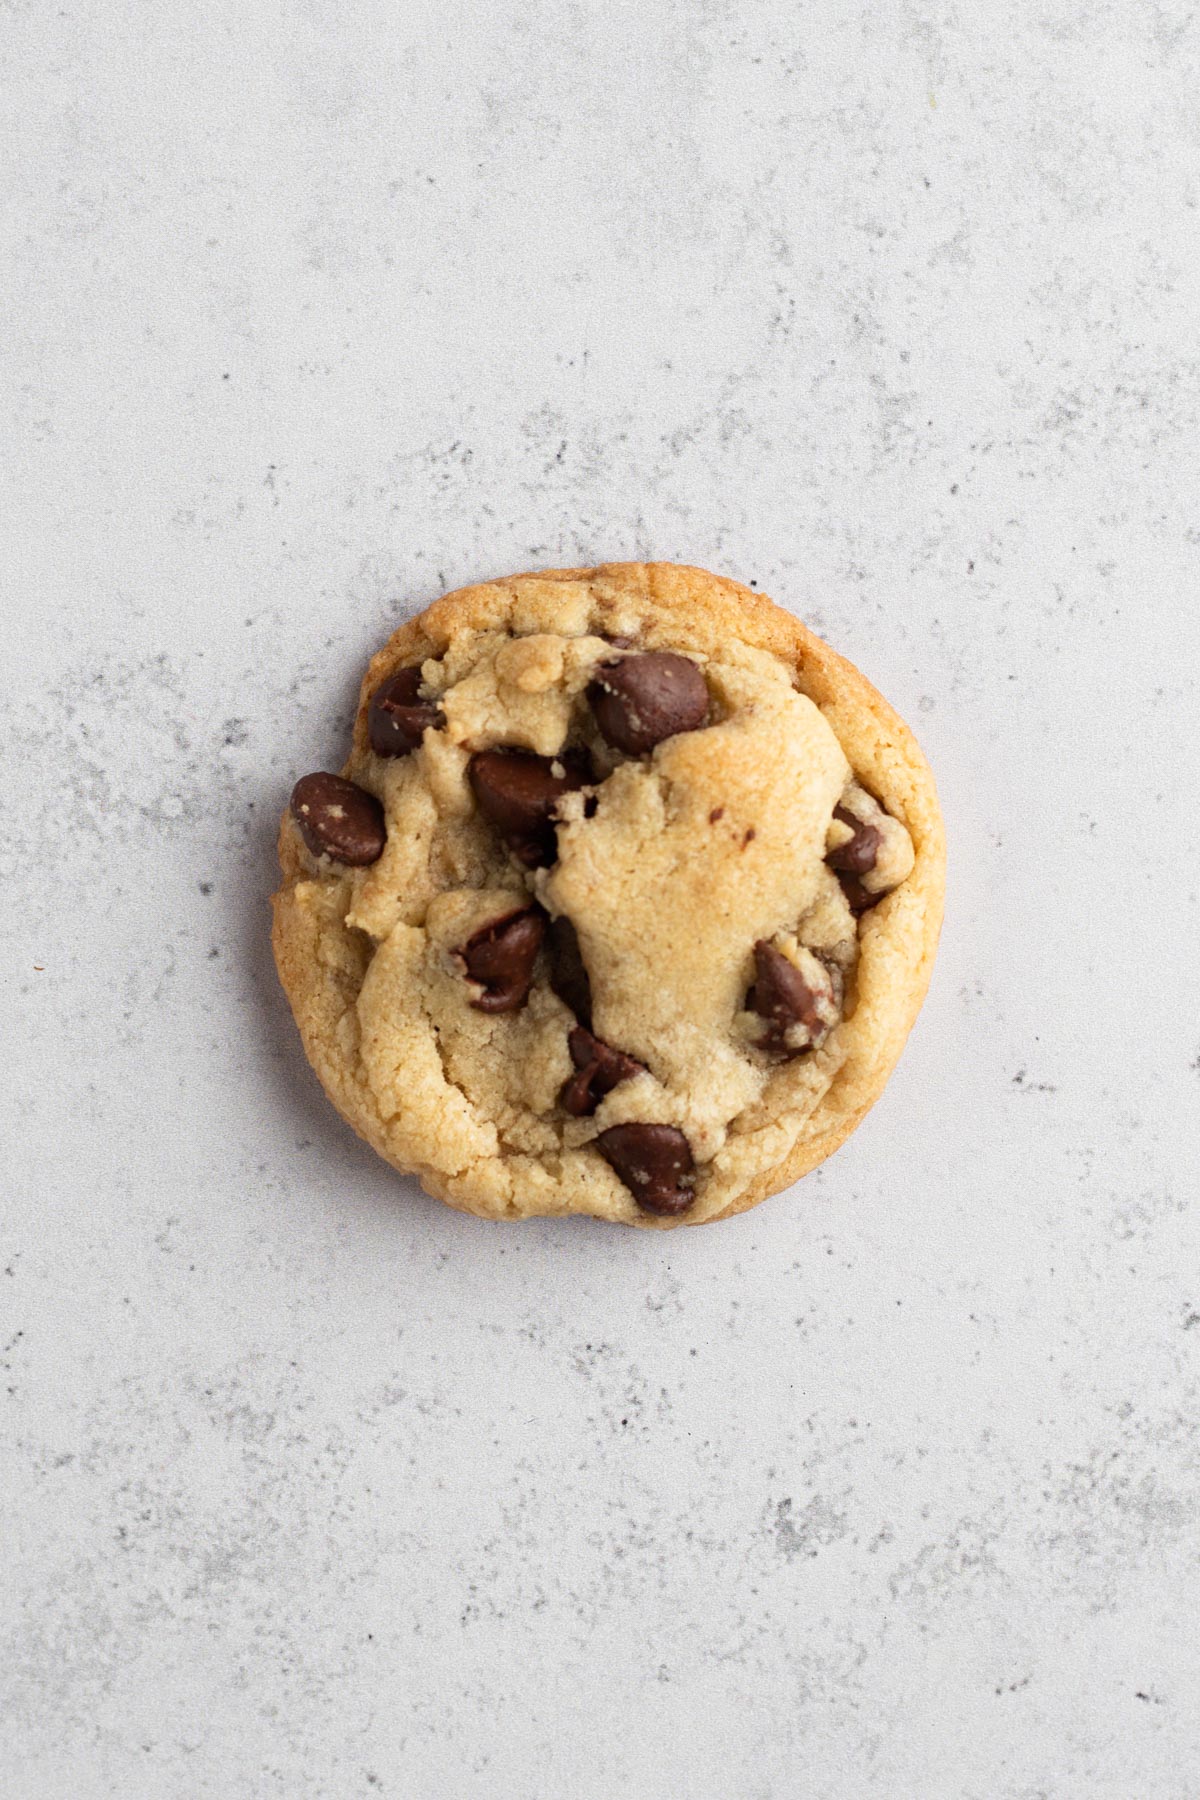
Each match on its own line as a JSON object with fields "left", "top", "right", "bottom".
{"left": 271, "top": 562, "right": 945, "bottom": 1227}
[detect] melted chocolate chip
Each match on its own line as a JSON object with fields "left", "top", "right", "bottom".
{"left": 290, "top": 773, "right": 386, "bottom": 865}
{"left": 587, "top": 652, "right": 708, "bottom": 755}
{"left": 826, "top": 803, "right": 882, "bottom": 877}
{"left": 547, "top": 914, "right": 593, "bottom": 1027}
{"left": 595, "top": 1123, "right": 696, "bottom": 1216}
{"left": 468, "top": 749, "right": 591, "bottom": 868}
{"left": 560, "top": 1026, "right": 645, "bottom": 1117}
{"left": 367, "top": 666, "right": 444, "bottom": 756}
{"left": 458, "top": 907, "right": 545, "bottom": 1012}
{"left": 837, "top": 872, "right": 880, "bottom": 915}
{"left": 750, "top": 940, "right": 830, "bottom": 1054}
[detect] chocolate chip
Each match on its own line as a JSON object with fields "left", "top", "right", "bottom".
{"left": 367, "top": 666, "right": 444, "bottom": 756}
{"left": 547, "top": 914, "right": 593, "bottom": 1026}
{"left": 560, "top": 1026, "right": 645, "bottom": 1117}
{"left": 290, "top": 772, "right": 385, "bottom": 865}
{"left": 837, "top": 872, "right": 880, "bottom": 915}
{"left": 750, "top": 940, "right": 833, "bottom": 1054}
{"left": 458, "top": 907, "right": 545, "bottom": 1012}
{"left": 595, "top": 1123, "right": 696, "bottom": 1216}
{"left": 826, "top": 803, "right": 882, "bottom": 876}
{"left": 468, "top": 749, "right": 591, "bottom": 868}
{"left": 587, "top": 652, "right": 708, "bottom": 755}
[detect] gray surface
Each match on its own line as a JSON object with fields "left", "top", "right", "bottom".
{"left": 4, "top": 3, "right": 1199, "bottom": 1796}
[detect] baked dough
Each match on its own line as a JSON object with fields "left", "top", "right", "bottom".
{"left": 272, "top": 563, "right": 945, "bottom": 1227}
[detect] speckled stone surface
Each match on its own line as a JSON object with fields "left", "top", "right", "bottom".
{"left": 4, "top": 4, "right": 1200, "bottom": 1796}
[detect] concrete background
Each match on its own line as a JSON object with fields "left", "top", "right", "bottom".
{"left": 4, "top": 3, "right": 1199, "bottom": 1795}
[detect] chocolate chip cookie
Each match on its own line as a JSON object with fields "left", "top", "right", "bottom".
{"left": 271, "top": 563, "right": 945, "bottom": 1227}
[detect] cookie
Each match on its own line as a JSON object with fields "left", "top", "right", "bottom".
{"left": 271, "top": 563, "right": 945, "bottom": 1228}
